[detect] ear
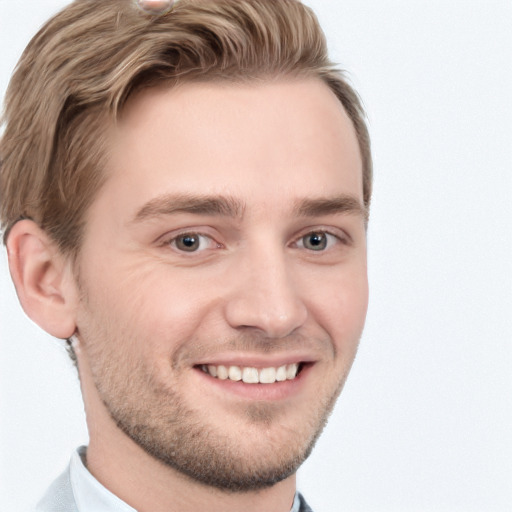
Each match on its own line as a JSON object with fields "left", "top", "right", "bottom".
{"left": 6, "top": 220, "right": 78, "bottom": 339}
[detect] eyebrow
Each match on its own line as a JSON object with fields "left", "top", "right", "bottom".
{"left": 131, "top": 193, "right": 245, "bottom": 223}
{"left": 294, "top": 195, "right": 367, "bottom": 220}
{"left": 131, "top": 192, "right": 367, "bottom": 225}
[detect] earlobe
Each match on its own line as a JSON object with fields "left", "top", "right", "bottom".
{"left": 6, "top": 220, "right": 78, "bottom": 339}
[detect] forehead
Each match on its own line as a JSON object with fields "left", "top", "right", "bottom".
{"left": 96, "top": 78, "right": 363, "bottom": 222}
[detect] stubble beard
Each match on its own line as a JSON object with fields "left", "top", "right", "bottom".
{"left": 78, "top": 292, "right": 352, "bottom": 493}
{"left": 91, "top": 350, "right": 348, "bottom": 493}
{"left": 108, "top": 387, "right": 328, "bottom": 491}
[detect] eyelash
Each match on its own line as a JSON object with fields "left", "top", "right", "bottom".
{"left": 161, "top": 228, "right": 349, "bottom": 254}
{"left": 293, "top": 230, "right": 347, "bottom": 252}
{"left": 165, "top": 232, "right": 221, "bottom": 253}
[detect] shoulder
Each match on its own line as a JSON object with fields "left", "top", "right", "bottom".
{"left": 31, "top": 464, "right": 78, "bottom": 512}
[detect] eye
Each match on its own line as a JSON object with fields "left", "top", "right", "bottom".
{"left": 296, "top": 231, "right": 340, "bottom": 252}
{"left": 169, "top": 232, "right": 217, "bottom": 253}
{"left": 303, "top": 232, "right": 327, "bottom": 251}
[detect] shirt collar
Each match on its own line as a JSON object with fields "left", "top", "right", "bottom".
{"left": 70, "top": 446, "right": 302, "bottom": 512}
{"left": 70, "top": 446, "right": 136, "bottom": 512}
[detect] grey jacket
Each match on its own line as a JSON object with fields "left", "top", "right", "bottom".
{"left": 33, "top": 464, "right": 314, "bottom": 512}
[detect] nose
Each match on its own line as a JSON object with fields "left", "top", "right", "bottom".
{"left": 223, "top": 247, "right": 308, "bottom": 339}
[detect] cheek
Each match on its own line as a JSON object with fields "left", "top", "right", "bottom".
{"left": 306, "top": 265, "right": 368, "bottom": 345}
{"left": 79, "top": 257, "right": 220, "bottom": 352}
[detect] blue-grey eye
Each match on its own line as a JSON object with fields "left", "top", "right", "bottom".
{"left": 303, "top": 232, "right": 327, "bottom": 251}
{"left": 175, "top": 234, "right": 200, "bottom": 252}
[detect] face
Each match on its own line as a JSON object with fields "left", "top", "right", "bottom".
{"left": 74, "top": 78, "right": 368, "bottom": 491}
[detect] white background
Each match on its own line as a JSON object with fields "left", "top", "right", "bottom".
{"left": 1, "top": 1, "right": 511, "bottom": 511}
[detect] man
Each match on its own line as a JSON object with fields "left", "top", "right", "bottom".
{"left": 0, "top": 0, "right": 372, "bottom": 510}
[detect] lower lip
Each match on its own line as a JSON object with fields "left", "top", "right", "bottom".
{"left": 193, "top": 364, "right": 312, "bottom": 402}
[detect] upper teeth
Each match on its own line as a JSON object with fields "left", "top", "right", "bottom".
{"left": 201, "top": 363, "right": 299, "bottom": 384}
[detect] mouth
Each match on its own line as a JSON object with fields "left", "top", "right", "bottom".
{"left": 195, "top": 362, "right": 308, "bottom": 384}
{"left": 192, "top": 358, "right": 315, "bottom": 402}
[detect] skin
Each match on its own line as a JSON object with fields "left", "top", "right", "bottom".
{"left": 8, "top": 78, "right": 368, "bottom": 512}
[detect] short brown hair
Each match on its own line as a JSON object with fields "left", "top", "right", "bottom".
{"left": 0, "top": 0, "right": 372, "bottom": 255}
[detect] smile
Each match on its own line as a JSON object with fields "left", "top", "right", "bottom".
{"left": 198, "top": 363, "right": 301, "bottom": 384}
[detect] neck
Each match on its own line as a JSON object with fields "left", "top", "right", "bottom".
{"left": 86, "top": 435, "right": 297, "bottom": 512}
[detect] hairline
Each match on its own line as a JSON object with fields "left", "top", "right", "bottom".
{"left": 94, "top": 72, "right": 369, "bottom": 246}
{"left": 1, "top": 0, "right": 372, "bottom": 262}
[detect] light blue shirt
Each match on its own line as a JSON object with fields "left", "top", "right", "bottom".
{"left": 36, "top": 446, "right": 303, "bottom": 511}
{"left": 70, "top": 447, "right": 135, "bottom": 511}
